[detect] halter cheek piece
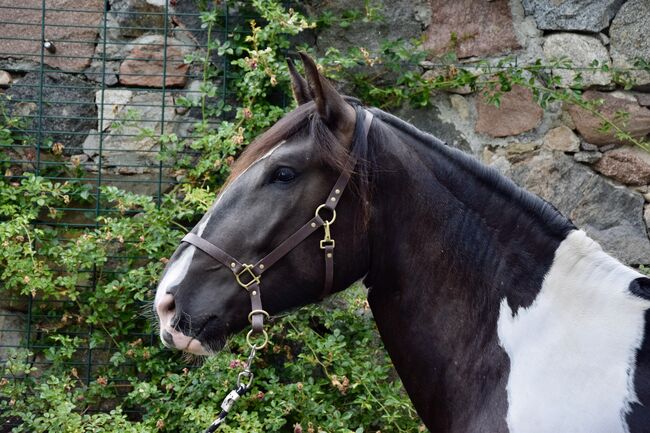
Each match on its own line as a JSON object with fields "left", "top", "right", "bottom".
{"left": 180, "top": 111, "right": 373, "bottom": 350}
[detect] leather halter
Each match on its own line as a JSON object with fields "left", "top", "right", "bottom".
{"left": 181, "top": 110, "right": 374, "bottom": 348}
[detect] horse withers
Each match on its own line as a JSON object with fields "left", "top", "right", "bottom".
{"left": 154, "top": 53, "right": 650, "bottom": 433}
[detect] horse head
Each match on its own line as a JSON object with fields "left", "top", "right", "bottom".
{"left": 154, "top": 53, "right": 371, "bottom": 355}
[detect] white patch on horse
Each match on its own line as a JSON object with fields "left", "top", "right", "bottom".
{"left": 497, "top": 230, "right": 649, "bottom": 433}
{"left": 154, "top": 246, "right": 194, "bottom": 316}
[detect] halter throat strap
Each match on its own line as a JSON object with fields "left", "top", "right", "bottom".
{"left": 181, "top": 110, "right": 373, "bottom": 343}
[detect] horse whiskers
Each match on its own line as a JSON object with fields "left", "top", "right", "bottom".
{"left": 138, "top": 301, "right": 157, "bottom": 322}
{"left": 181, "top": 350, "right": 209, "bottom": 366}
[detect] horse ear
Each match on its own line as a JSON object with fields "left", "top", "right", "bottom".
{"left": 287, "top": 58, "right": 312, "bottom": 105}
{"left": 298, "top": 52, "right": 355, "bottom": 129}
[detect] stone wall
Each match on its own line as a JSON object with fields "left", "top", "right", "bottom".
{"left": 307, "top": 0, "right": 650, "bottom": 266}
{"left": 0, "top": 0, "right": 209, "bottom": 196}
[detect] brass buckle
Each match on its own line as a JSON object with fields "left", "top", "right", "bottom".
{"left": 235, "top": 264, "right": 260, "bottom": 290}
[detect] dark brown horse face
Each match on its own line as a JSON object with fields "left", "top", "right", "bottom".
{"left": 153, "top": 54, "right": 369, "bottom": 355}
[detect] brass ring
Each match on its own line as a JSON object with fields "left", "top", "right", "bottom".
{"left": 315, "top": 204, "right": 336, "bottom": 225}
{"left": 248, "top": 309, "right": 270, "bottom": 323}
{"left": 246, "top": 329, "right": 269, "bottom": 350}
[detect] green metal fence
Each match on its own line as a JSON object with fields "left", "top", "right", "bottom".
{"left": 0, "top": 0, "right": 242, "bottom": 401}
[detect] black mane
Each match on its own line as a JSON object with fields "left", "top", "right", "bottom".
{"left": 368, "top": 107, "right": 575, "bottom": 240}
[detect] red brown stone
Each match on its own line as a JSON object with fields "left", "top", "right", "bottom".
{"left": 0, "top": 0, "right": 102, "bottom": 72}
{"left": 424, "top": 0, "right": 521, "bottom": 59}
{"left": 119, "top": 36, "right": 189, "bottom": 88}
{"left": 568, "top": 91, "right": 650, "bottom": 146}
{"left": 475, "top": 85, "right": 543, "bottom": 137}
{"left": 593, "top": 146, "right": 650, "bottom": 186}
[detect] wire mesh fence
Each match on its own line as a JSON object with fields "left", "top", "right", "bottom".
{"left": 0, "top": 0, "right": 243, "bottom": 394}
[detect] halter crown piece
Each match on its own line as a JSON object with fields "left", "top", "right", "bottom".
{"left": 181, "top": 110, "right": 374, "bottom": 433}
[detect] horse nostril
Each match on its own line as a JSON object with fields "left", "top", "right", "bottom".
{"left": 156, "top": 293, "right": 176, "bottom": 317}
{"left": 162, "top": 330, "right": 174, "bottom": 347}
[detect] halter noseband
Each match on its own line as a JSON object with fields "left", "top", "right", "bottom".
{"left": 180, "top": 110, "right": 373, "bottom": 350}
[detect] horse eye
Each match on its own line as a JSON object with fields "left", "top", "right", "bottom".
{"left": 271, "top": 167, "right": 296, "bottom": 184}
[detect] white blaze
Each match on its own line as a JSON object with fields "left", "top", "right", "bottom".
{"left": 497, "top": 230, "right": 649, "bottom": 433}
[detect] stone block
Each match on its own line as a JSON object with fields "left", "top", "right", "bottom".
{"left": 521, "top": 0, "right": 626, "bottom": 32}
{"left": 475, "top": 85, "right": 543, "bottom": 137}
{"left": 544, "top": 126, "right": 580, "bottom": 152}
{"left": 610, "top": 0, "right": 650, "bottom": 89}
{"left": 90, "top": 90, "right": 179, "bottom": 195}
{"left": 424, "top": 0, "right": 520, "bottom": 59}
{"left": 543, "top": 33, "right": 611, "bottom": 88}
{"left": 573, "top": 151, "right": 602, "bottom": 164}
{"left": 0, "top": 0, "right": 103, "bottom": 72}
{"left": 508, "top": 151, "right": 650, "bottom": 264}
{"left": 0, "top": 70, "right": 11, "bottom": 87}
{"left": 119, "top": 35, "right": 190, "bottom": 88}
{"left": 568, "top": 91, "right": 650, "bottom": 146}
{"left": 593, "top": 146, "right": 650, "bottom": 186}
{"left": 5, "top": 72, "right": 97, "bottom": 154}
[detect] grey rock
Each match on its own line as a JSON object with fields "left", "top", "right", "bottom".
{"left": 610, "top": 0, "right": 650, "bottom": 89}
{"left": 634, "top": 92, "right": 650, "bottom": 107}
{"left": 96, "top": 89, "right": 134, "bottom": 131}
{"left": 0, "top": 70, "right": 11, "bottom": 87}
{"left": 85, "top": 60, "right": 120, "bottom": 86}
{"left": 597, "top": 32, "right": 610, "bottom": 46}
{"left": 391, "top": 105, "right": 471, "bottom": 153}
{"left": 449, "top": 94, "right": 470, "bottom": 121}
{"left": 106, "top": 0, "right": 169, "bottom": 40}
{"left": 645, "top": 204, "right": 650, "bottom": 229}
{"left": 92, "top": 91, "right": 179, "bottom": 195}
{"left": 507, "top": 151, "right": 650, "bottom": 265}
{"left": 413, "top": 3, "right": 432, "bottom": 28}
{"left": 544, "top": 125, "right": 580, "bottom": 152}
{"left": 306, "top": 0, "right": 427, "bottom": 54}
{"left": 521, "top": 0, "right": 626, "bottom": 32}
{"left": 543, "top": 33, "right": 611, "bottom": 88}
{"left": 581, "top": 141, "right": 600, "bottom": 151}
{"left": 82, "top": 130, "right": 100, "bottom": 157}
{"left": 6, "top": 72, "right": 97, "bottom": 155}
{"left": 573, "top": 151, "right": 603, "bottom": 164}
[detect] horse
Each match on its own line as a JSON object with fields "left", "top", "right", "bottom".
{"left": 154, "top": 53, "right": 650, "bottom": 433}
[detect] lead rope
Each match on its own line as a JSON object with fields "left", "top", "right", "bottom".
{"left": 203, "top": 344, "right": 258, "bottom": 433}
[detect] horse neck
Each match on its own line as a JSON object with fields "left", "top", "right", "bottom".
{"left": 363, "top": 119, "right": 573, "bottom": 431}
